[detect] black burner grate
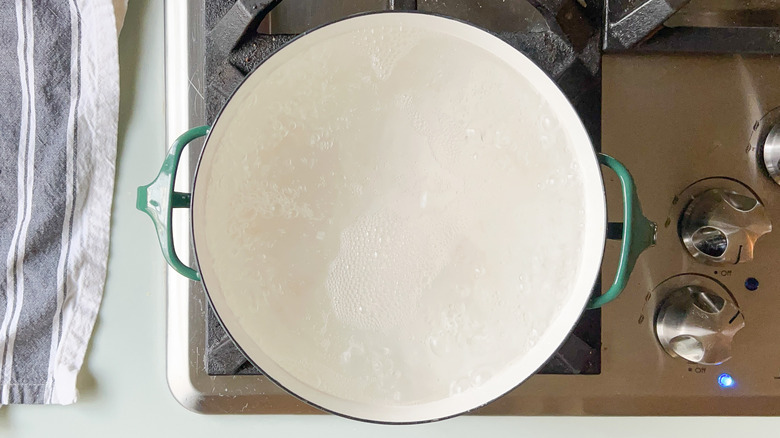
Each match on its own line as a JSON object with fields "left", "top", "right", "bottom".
{"left": 202, "top": 0, "right": 607, "bottom": 377}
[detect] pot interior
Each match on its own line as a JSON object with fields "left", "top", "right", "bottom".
{"left": 191, "top": 12, "right": 606, "bottom": 423}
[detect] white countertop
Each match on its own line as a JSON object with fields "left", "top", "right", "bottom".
{"left": 0, "top": 1, "right": 777, "bottom": 436}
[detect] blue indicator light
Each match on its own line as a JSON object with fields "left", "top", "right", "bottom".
{"left": 745, "top": 277, "right": 759, "bottom": 291}
{"left": 718, "top": 373, "right": 735, "bottom": 388}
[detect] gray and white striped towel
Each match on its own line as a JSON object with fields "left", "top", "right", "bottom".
{"left": 0, "top": 0, "right": 123, "bottom": 404}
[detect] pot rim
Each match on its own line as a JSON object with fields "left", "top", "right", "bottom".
{"left": 189, "top": 10, "right": 607, "bottom": 424}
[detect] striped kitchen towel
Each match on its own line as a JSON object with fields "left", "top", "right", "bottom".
{"left": 0, "top": 0, "right": 123, "bottom": 404}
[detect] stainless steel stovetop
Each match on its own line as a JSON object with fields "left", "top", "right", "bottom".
{"left": 164, "top": 0, "right": 780, "bottom": 415}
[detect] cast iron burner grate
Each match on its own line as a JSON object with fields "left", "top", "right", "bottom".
{"left": 201, "top": 0, "right": 610, "bottom": 377}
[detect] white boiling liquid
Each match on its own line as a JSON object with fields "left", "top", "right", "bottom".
{"left": 198, "top": 22, "right": 588, "bottom": 406}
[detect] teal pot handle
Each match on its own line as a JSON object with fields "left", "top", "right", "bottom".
{"left": 136, "top": 125, "right": 210, "bottom": 282}
{"left": 588, "top": 153, "right": 657, "bottom": 309}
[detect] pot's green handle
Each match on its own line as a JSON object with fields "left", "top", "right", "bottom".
{"left": 136, "top": 126, "right": 210, "bottom": 282}
{"left": 588, "top": 154, "right": 657, "bottom": 309}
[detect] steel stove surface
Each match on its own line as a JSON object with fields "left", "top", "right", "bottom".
{"left": 164, "top": 0, "right": 780, "bottom": 415}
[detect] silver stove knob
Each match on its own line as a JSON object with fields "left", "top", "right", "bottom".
{"left": 680, "top": 188, "right": 771, "bottom": 264}
{"left": 763, "top": 124, "right": 780, "bottom": 185}
{"left": 655, "top": 286, "right": 744, "bottom": 365}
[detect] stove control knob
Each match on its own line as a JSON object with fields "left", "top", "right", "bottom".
{"left": 763, "top": 124, "right": 780, "bottom": 185}
{"left": 680, "top": 188, "right": 771, "bottom": 264}
{"left": 655, "top": 286, "right": 744, "bottom": 365}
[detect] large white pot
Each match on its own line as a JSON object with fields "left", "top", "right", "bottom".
{"left": 138, "top": 12, "right": 656, "bottom": 424}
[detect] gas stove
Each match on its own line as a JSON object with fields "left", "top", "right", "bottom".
{"left": 164, "top": 0, "right": 780, "bottom": 415}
